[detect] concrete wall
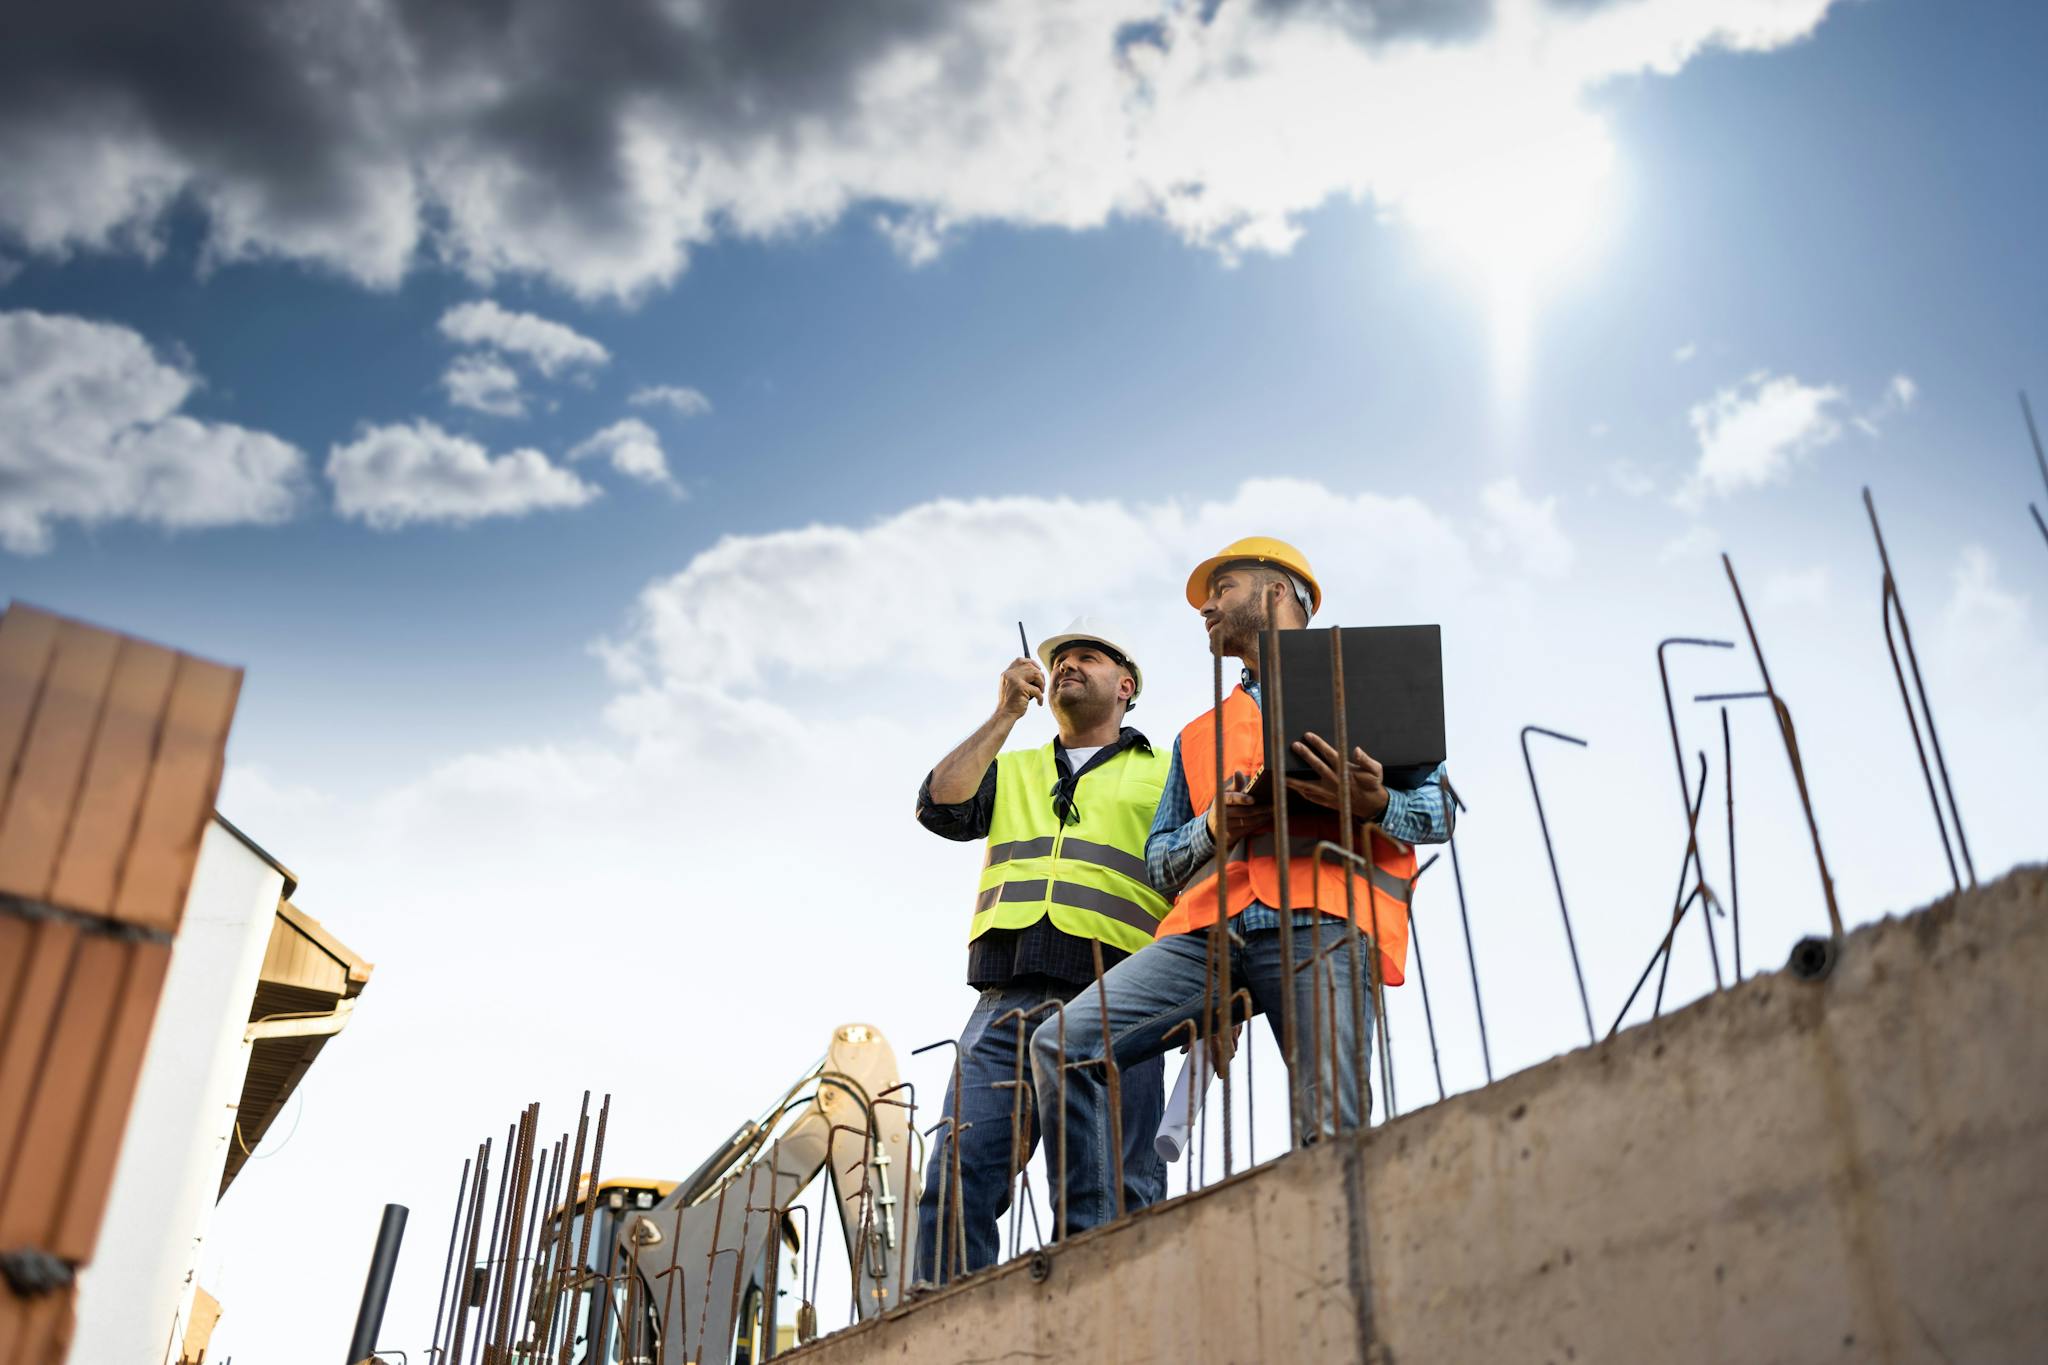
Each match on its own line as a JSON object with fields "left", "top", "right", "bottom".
{"left": 72, "top": 822, "right": 284, "bottom": 1365}
{"left": 786, "top": 866, "right": 2048, "bottom": 1365}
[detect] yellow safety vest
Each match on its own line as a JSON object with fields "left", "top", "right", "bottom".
{"left": 970, "top": 742, "right": 1171, "bottom": 955}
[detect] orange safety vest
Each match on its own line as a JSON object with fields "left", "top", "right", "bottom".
{"left": 1156, "top": 685, "right": 1416, "bottom": 987}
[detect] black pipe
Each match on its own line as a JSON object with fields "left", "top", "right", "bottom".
{"left": 347, "top": 1203, "right": 409, "bottom": 1363}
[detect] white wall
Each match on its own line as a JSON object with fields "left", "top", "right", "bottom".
{"left": 72, "top": 820, "right": 284, "bottom": 1365}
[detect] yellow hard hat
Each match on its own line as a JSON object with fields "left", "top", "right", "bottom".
{"left": 1184, "top": 536, "right": 1322, "bottom": 614}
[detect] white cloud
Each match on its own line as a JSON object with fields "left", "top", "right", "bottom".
{"left": 326, "top": 420, "right": 599, "bottom": 529}
{"left": 629, "top": 385, "right": 713, "bottom": 418}
{"left": 1673, "top": 342, "right": 1697, "bottom": 363}
{"left": 1477, "top": 477, "right": 1574, "bottom": 578}
{"left": 439, "top": 352, "right": 524, "bottom": 417}
{"left": 1854, "top": 372, "right": 1919, "bottom": 436}
{"left": 569, "top": 418, "right": 676, "bottom": 490}
{"left": 0, "top": 0, "right": 1846, "bottom": 299}
{"left": 0, "top": 309, "right": 305, "bottom": 554}
{"left": 436, "top": 301, "right": 608, "bottom": 376}
{"left": 1761, "top": 565, "right": 1832, "bottom": 610}
{"left": 874, "top": 210, "right": 956, "bottom": 268}
{"left": 1678, "top": 371, "right": 1845, "bottom": 507}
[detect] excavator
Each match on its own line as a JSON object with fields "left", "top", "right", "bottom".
{"left": 511, "top": 1023, "right": 923, "bottom": 1363}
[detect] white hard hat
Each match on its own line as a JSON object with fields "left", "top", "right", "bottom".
{"left": 1037, "top": 616, "right": 1143, "bottom": 702}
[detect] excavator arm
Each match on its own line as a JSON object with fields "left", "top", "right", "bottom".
{"left": 524, "top": 1023, "right": 920, "bottom": 1364}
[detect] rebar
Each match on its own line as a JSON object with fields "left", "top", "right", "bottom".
{"left": 1405, "top": 853, "right": 1446, "bottom": 1103}
{"left": 873, "top": 1081, "right": 920, "bottom": 1290}
{"left": 1089, "top": 939, "right": 1127, "bottom": 1219}
{"left": 1262, "top": 625, "right": 1304, "bottom": 1150}
{"left": 1521, "top": 725, "right": 1596, "bottom": 1043}
{"left": 2023, "top": 391, "right": 2048, "bottom": 551}
{"left": 1209, "top": 647, "right": 1235, "bottom": 1175}
{"left": 1658, "top": 637, "right": 1733, "bottom": 991}
{"left": 1722, "top": 553, "right": 1843, "bottom": 939}
{"left": 1613, "top": 753, "right": 1712, "bottom": 1039}
{"left": 507, "top": 1138, "right": 556, "bottom": 1352}
{"left": 428, "top": 1157, "right": 472, "bottom": 1361}
{"left": 1164, "top": 1019, "right": 1201, "bottom": 1197}
{"left": 909, "top": 1037, "right": 969, "bottom": 1277}
{"left": 446, "top": 1137, "right": 490, "bottom": 1365}
{"left": 560, "top": 1093, "right": 610, "bottom": 1365}
{"left": 1438, "top": 775, "right": 1491, "bottom": 1083}
{"left": 1328, "top": 626, "right": 1373, "bottom": 1137}
{"left": 1866, "top": 486, "right": 1975, "bottom": 891}
{"left": 1651, "top": 752, "right": 1715, "bottom": 1019}
{"left": 1723, "top": 707, "right": 1740, "bottom": 982}
{"left": 535, "top": 1093, "right": 590, "bottom": 1356}
{"left": 488, "top": 1104, "right": 538, "bottom": 1359}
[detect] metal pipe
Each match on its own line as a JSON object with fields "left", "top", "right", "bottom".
{"left": 1521, "top": 725, "right": 1596, "bottom": 1043}
{"left": 345, "top": 1203, "right": 408, "bottom": 1364}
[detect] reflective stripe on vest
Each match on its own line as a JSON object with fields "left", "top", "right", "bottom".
{"left": 1155, "top": 685, "right": 1417, "bottom": 986}
{"left": 971, "top": 742, "right": 1171, "bottom": 955}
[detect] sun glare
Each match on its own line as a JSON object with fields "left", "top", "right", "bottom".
{"left": 1398, "top": 106, "right": 1616, "bottom": 403}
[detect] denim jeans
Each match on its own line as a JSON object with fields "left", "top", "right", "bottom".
{"left": 1029, "top": 919, "right": 1374, "bottom": 1236}
{"left": 915, "top": 979, "right": 1165, "bottom": 1283}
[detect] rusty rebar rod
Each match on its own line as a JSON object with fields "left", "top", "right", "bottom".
{"left": 1405, "top": 853, "right": 1446, "bottom": 1103}
{"left": 910, "top": 1037, "right": 969, "bottom": 1277}
{"left": 873, "top": 1082, "right": 920, "bottom": 1291}
{"left": 1658, "top": 637, "right": 1733, "bottom": 990}
{"left": 1163, "top": 1018, "right": 1201, "bottom": 1197}
{"left": 1210, "top": 647, "right": 1235, "bottom": 1176}
{"left": 487, "top": 1104, "right": 538, "bottom": 1357}
{"left": 1263, "top": 625, "right": 1304, "bottom": 1150}
{"left": 467, "top": 1122, "right": 514, "bottom": 1365}
{"left": 1437, "top": 776, "right": 1491, "bottom": 1083}
{"left": 1328, "top": 626, "right": 1375, "bottom": 1136}
{"left": 446, "top": 1137, "right": 491, "bottom": 1365}
{"left": 1866, "top": 486, "right": 1975, "bottom": 891}
{"left": 560, "top": 1093, "right": 609, "bottom": 1365}
{"left": 1723, "top": 708, "right": 1740, "bottom": 982}
{"left": 1651, "top": 751, "right": 1715, "bottom": 1019}
{"left": 1521, "top": 725, "right": 1595, "bottom": 1043}
{"left": 508, "top": 1138, "right": 557, "bottom": 1353}
{"left": 1606, "top": 752, "right": 1710, "bottom": 1038}
{"left": 1088, "top": 939, "right": 1128, "bottom": 1219}
{"left": 1722, "top": 553, "right": 1843, "bottom": 939}
{"left": 535, "top": 1094, "right": 590, "bottom": 1356}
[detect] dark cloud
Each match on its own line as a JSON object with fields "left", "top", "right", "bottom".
{"left": 1250, "top": 0, "right": 1494, "bottom": 45}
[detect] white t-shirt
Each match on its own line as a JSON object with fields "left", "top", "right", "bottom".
{"left": 1061, "top": 745, "right": 1103, "bottom": 773}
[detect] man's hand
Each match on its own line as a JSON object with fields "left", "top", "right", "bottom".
{"left": 1286, "top": 733, "right": 1389, "bottom": 822}
{"left": 1205, "top": 770, "right": 1274, "bottom": 852}
{"left": 996, "top": 656, "right": 1047, "bottom": 718}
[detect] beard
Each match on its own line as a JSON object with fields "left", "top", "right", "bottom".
{"left": 1209, "top": 592, "right": 1272, "bottom": 659}
{"left": 1050, "top": 670, "right": 1118, "bottom": 727}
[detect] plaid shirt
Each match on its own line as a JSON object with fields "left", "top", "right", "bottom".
{"left": 1145, "top": 675, "right": 1452, "bottom": 930}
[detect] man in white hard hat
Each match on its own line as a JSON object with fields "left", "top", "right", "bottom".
{"left": 1032, "top": 539, "right": 1453, "bottom": 1239}
{"left": 912, "top": 616, "right": 1172, "bottom": 1284}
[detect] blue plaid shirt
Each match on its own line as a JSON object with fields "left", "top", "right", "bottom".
{"left": 1145, "top": 676, "right": 1453, "bottom": 930}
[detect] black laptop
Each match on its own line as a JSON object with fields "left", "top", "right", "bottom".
{"left": 1241, "top": 625, "right": 1445, "bottom": 804}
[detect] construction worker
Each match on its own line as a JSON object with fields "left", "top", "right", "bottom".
{"left": 1030, "top": 538, "right": 1452, "bottom": 1237}
{"left": 912, "top": 616, "right": 1171, "bottom": 1283}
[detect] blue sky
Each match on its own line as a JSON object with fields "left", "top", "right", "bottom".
{"left": 7, "top": 0, "right": 2046, "bottom": 1356}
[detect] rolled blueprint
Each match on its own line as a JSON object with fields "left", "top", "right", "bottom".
{"left": 1154, "top": 1039, "right": 1215, "bottom": 1163}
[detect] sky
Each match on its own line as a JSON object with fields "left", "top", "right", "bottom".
{"left": 5, "top": 0, "right": 2046, "bottom": 1357}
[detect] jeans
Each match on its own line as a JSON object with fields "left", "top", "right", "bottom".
{"left": 915, "top": 979, "right": 1165, "bottom": 1282}
{"left": 1030, "top": 920, "right": 1375, "bottom": 1237}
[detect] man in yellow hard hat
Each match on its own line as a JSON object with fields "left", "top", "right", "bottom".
{"left": 912, "top": 616, "right": 1172, "bottom": 1283}
{"left": 1031, "top": 538, "right": 1452, "bottom": 1238}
